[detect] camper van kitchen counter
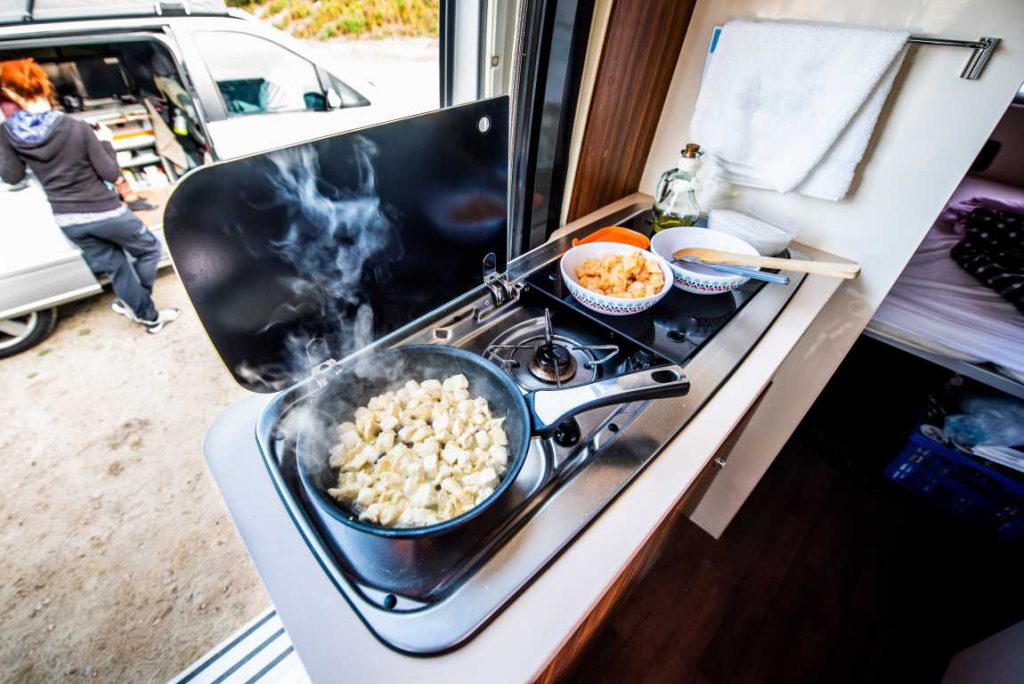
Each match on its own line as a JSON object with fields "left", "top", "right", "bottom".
{"left": 164, "top": 98, "right": 851, "bottom": 679}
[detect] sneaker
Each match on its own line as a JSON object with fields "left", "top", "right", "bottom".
{"left": 142, "top": 308, "right": 181, "bottom": 334}
{"left": 111, "top": 299, "right": 141, "bottom": 322}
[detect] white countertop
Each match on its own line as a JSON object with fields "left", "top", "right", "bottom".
{"left": 206, "top": 194, "right": 850, "bottom": 683}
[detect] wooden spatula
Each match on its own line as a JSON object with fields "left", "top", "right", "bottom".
{"left": 673, "top": 248, "right": 860, "bottom": 279}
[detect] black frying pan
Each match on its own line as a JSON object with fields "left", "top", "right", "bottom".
{"left": 296, "top": 344, "right": 689, "bottom": 541}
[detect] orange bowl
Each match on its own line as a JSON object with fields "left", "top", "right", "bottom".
{"left": 571, "top": 226, "right": 650, "bottom": 249}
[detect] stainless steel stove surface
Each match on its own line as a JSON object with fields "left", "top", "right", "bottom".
{"left": 211, "top": 206, "right": 809, "bottom": 655}
{"left": 261, "top": 287, "right": 673, "bottom": 606}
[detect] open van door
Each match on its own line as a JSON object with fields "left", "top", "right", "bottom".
{"left": 0, "top": 24, "right": 196, "bottom": 354}
{"left": 452, "top": 0, "right": 593, "bottom": 254}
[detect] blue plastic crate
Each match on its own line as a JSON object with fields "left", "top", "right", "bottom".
{"left": 884, "top": 430, "right": 1024, "bottom": 540}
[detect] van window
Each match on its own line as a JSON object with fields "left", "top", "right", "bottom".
{"left": 194, "top": 31, "right": 325, "bottom": 115}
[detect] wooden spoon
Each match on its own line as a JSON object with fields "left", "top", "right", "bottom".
{"left": 673, "top": 247, "right": 860, "bottom": 279}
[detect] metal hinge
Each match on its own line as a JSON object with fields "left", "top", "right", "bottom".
{"left": 484, "top": 271, "right": 519, "bottom": 308}
{"left": 306, "top": 338, "right": 342, "bottom": 389}
{"left": 482, "top": 252, "right": 520, "bottom": 309}
{"left": 311, "top": 359, "right": 341, "bottom": 389}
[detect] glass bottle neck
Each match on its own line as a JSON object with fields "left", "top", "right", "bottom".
{"left": 677, "top": 155, "right": 699, "bottom": 174}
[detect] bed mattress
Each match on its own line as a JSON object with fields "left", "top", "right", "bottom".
{"left": 871, "top": 176, "right": 1024, "bottom": 383}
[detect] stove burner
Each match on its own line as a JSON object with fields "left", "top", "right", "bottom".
{"left": 484, "top": 308, "right": 619, "bottom": 391}
{"left": 528, "top": 341, "right": 577, "bottom": 384}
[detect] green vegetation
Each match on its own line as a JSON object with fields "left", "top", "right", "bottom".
{"left": 227, "top": 0, "right": 438, "bottom": 40}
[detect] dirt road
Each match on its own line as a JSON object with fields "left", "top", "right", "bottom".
{"left": 0, "top": 274, "right": 267, "bottom": 682}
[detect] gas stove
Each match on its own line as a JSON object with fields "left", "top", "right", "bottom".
{"left": 162, "top": 93, "right": 808, "bottom": 661}
{"left": 201, "top": 204, "right": 808, "bottom": 655}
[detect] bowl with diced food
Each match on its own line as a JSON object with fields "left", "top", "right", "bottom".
{"left": 560, "top": 242, "right": 673, "bottom": 316}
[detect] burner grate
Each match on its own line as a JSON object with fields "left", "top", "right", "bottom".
{"left": 484, "top": 309, "right": 618, "bottom": 391}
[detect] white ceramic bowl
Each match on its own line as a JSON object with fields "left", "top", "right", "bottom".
{"left": 708, "top": 209, "right": 794, "bottom": 256}
{"left": 650, "top": 227, "right": 760, "bottom": 295}
{"left": 560, "top": 242, "right": 673, "bottom": 316}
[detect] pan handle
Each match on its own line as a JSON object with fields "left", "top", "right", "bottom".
{"left": 528, "top": 365, "right": 690, "bottom": 434}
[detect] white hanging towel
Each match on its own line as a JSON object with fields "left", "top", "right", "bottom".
{"left": 690, "top": 20, "right": 909, "bottom": 201}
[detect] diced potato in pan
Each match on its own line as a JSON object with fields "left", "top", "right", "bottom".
{"left": 327, "top": 373, "right": 510, "bottom": 528}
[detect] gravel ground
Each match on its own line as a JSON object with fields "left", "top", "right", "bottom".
{"left": 0, "top": 274, "right": 266, "bottom": 683}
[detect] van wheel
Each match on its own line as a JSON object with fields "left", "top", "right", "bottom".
{"left": 0, "top": 308, "right": 58, "bottom": 359}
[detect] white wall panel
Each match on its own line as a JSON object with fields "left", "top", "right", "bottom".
{"left": 638, "top": 0, "right": 1024, "bottom": 536}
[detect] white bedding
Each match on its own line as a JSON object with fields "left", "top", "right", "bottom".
{"left": 871, "top": 176, "right": 1024, "bottom": 382}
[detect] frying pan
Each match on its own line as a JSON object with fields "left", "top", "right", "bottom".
{"left": 294, "top": 344, "right": 689, "bottom": 596}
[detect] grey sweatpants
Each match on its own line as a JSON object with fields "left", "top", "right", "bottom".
{"left": 61, "top": 210, "right": 161, "bottom": 322}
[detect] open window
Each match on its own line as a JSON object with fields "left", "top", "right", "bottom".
{"left": 439, "top": 0, "right": 595, "bottom": 255}
{"left": 440, "top": 0, "right": 520, "bottom": 107}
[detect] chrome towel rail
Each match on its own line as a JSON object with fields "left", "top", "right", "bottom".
{"left": 907, "top": 35, "right": 1000, "bottom": 80}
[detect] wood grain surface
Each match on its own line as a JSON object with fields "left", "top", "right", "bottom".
{"left": 534, "top": 468, "right": 709, "bottom": 684}
{"left": 535, "top": 383, "right": 771, "bottom": 682}
{"left": 566, "top": 0, "right": 697, "bottom": 222}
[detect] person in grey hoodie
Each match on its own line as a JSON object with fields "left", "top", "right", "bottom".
{"left": 0, "top": 59, "right": 178, "bottom": 333}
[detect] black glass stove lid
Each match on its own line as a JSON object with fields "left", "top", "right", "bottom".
{"left": 164, "top": 98, "right": 509, "bottom": 392}
{"left": 524, "top": 212, "right": 771, "bottom": 366}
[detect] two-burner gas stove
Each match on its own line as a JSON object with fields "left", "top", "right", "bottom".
{"left": 202, "top": 203, "right": 807, "bottom": 655}
{"left": 162, "top": 98, "right": 807, "bottom": 659}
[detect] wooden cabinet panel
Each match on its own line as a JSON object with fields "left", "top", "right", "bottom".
{"left": 566, "top": 0, "right": 697, "bottom": 221}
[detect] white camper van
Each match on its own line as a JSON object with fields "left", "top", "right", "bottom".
{"left": 0, "top": 0, "right": 388, "bottom": 356}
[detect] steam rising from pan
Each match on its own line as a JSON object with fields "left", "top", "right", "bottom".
{"left": 266, "top": 137, "right": 401, "bottom": 306}
{"left": 234, "top": 136, "right": 404, "bottom": 388}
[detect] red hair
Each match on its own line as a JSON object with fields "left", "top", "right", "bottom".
{"left": 0, "top": 59, "right": 55, "bottom": 102}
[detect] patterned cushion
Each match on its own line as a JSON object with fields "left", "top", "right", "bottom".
{"left": 951, "top": 207, "right": 1024, "bottom": 314}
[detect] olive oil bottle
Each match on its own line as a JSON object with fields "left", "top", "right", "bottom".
{"left": 652, "top": 143, "right": 703, "bottom": 232}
